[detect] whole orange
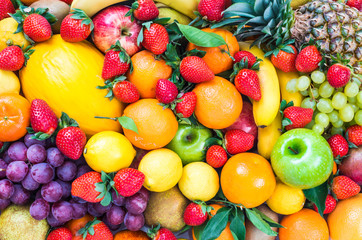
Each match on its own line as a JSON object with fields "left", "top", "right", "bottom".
{"left": 122, "top": 99, "right": 178, "bottom": 150}
{"left": 220, "top": 153, "right": 276, "bottom": 208}
{"left": 279, "top": 208, "right": 329, "bottom": 240}
{"left": 192, "top": 76, "right": 242, "bottom": 129}
{"left": 0, "top": 93, "right": 30, "bottom": 142}
{"left": 65, "top": 214, "right": 94, "bottom": 240}
{"left": 328, "top": 193, "right": 362, "bottom": 240}
{"left": 186, "top": 28, "right": 239, "bottom": 74}
{"left": 114, "top": 230, "right": 150, "bottom": 240}
{"left": 127, "top": 50, "right": 172, "bottom": 98}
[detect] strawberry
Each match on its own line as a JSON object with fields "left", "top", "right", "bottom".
{"left": 30, "top": 99, "right": 58, "bottom": 136}
{"left": 198, "top": 0, "right": 225, "bottom": 22}
{"left": 114, "top": 168, "right": 145, "bottom": 197}
{"left": 206, "top": 145, "right": 228, "bottom": 168}
{"left": 224, "top": 129, "right": 255, "bottom": 155}
{"left": 78, "top": 219, "right": 113, "bottom": 240}
{"left": 180, "top": 56, "right": 214, "bottom": 83}
{"left": 47, "top": 227, "right": 72, "bottom": 240}
{"left": 102, "top": 41, "right": 131, "bottom": 80}
{"left": 155, "top": 79, "right": 178, "bottom": 104}
{"left": 295, "top": 45, "right": 322, "bottom": 73}
{"left": 331, "top": 175, "right": 361, "bottom": 200}
{"left": 148, "top": 226, "right": 177, "bottom": 240}
{"left": 71, "top": 171, "right": 103, "bottom": 203}
{"left": 175, "top": 92, "right": 197, "bottom": 118}
{"left": 60, "top": 9, "right": 94, "bottom": 43}
{"left": 141, "top": 23, "right": 168, "bottom": 55}
{"left": 234, "top": 51, "right": 257, "bottom": 68}
{"left": 271, "top": 45, "right": 298, "bottom": 72}
{"left": 127, "top": 0, "right": 159, "bottom": 21}
{"left": 56, "top": 126, "right": 86, "bottom": 160}
{"left": 327, "top": 134, "right": 349, "bottom": 158}
{"left": 0, "top": 46, "right": 25, "bottom": 71}
{"left": 346, "top": 0, "right": 361, "bottom": 11}
{"left": 234, "top": 69, "right": 261, "bottom": 101}
{"left": 113, "top": 81, "right": 140, "bottom": 103}
{"left": 327, "top": 64, "right": 351, "bottom": 88}
{"left": 23, "top": 14, "right": 52, "bottom": 42}
{"left": 60, "top": 0, "right": 73, "bottom": 5}
{"left": 283, "top": 106, "right": 313, "bottom": 130}
{"left": 313, "top": 194, "right": 337, "bottom": 214}
{"left": 183, "top": 202, "right": 208, "bottom": 226}
{"left": 346, "top": 125, "right": 362, "bottom": 147}
{"left": 0, "top": 0, "right": 15, "bottom": 21}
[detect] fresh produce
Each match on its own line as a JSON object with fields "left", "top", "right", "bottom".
{"left": 154, "top": 0, "right": 198, "bottom": 19}
{"left": 0, "top": 69, "right": 20, "bottom": 94}
{"left": 127, "top": 0, "right": 159, "bottom": 21}
{"left": 114, "top": 168, "right": 145, "bottom": 197}
{"left": 282, "top": 106, "right": 314, "bottom": 130}
{"left": 234, "top": 69, "right": 261, "bottom": 101}
{"left": 30, "top": 99, "right": 58, "bottom": 136}
{"left": 47, "top": 227, "right": 73, "bottom": 240}
{"left": 183, "top": 202, "right": 208, "bottom": 226}
{"left": 0, "top": 0, "right": 15, "bottom": 21}
{"left": 245, "top": 205, "right": 278, "bottom": 240}
{"left": 206, "top": 145, "right": 228, "bottom": 168}
{"left": 147, "top": 226, "right": 177, "bottom": 240}
{"left": 71, "top": 0, "right": 127, "bottom": 17}
{"left": 270, "top": 45, "right": 297, "bottom": 72}
{"left": 327, "top": 134, "right": 349, "bottom": 158}
{"left": 277, "top": 70, "right": 303, "bottom": 107}
{"left": 313, "top": 194, "right": 336, "bottom": 214}
{"left": 340, "top": 146, "right": 362, "bottom": 185}
{"left": 331, "top": 175, "right": 360, "bottom": 200}
{"left": 198, "top": 0, "right": 225, "bottom": 22}
{"left": 174, "top": 92, "right": 197, "bottom": 118}
{"left": 257, "top": 113, "right": 282, "bottom": 159}
{"left": 0, "top": 17, "right": 30, "bottom": 51}
{"left": 0, "top": 46, "right": 26, "bottom": 71}
{"left": 346, "top": 125, "right": 362, "bottom": 146}
{"left": 60, "top": 8, "right": 93, "bottom": 43}
{"left": 224, "top": 129, "right": 255, "bottom": 154}
{"left": 155, "top": 79, "right": 178, "bottom": 104}
{"left": 140, "top": 23, "right": 168, "bottom": 55}
{"left": 180, "top": 56, "right": 214, "bottom": 83}
{"left": 71, "top": 171, "right": 103, "bottom": 203}
{"left": 156, "top": 4, "right": 191, "bottom": 25}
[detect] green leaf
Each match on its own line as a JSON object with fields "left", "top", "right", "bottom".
{"left": 303, "top": 181, "right": 328, "bottom": 217}
{"left": 194, "top": 222, "right": 207, "bottom": 240}
{"left": 252, "top": 208, "right": 284, "bottom": 228}
{"left": 100, "top": 191, "right": 112, "bottom": 206}
{"left": 244, "top": 208, "right": 278, "bottom": 236}
{"left": 94, "top": 182, "right": 104, "bottom": 193}
{"left": 229, "top": 209, "right": 245, "bottom": 240}
{"left": 117, "top": 116, "right": 139, "bottom": 134}
{"left": 201, "top": 208, "right": 231, "bottom": 240}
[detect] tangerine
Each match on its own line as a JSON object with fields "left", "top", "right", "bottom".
{"left": 65, "top": 214, "right": 94, "bottom": 240}
{"left": 114, "top": 230, "right": 150, "bottom": 240}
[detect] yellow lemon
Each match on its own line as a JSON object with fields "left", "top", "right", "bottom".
{"left": 84, "top": 131, "right": 136, "bottom": 173}
{"left": 178, "top": 162, "right": 219, "bottom": 201}
{"left": 0, "top": 70, "right": 20, "bottom": 94}
{"left": 138, "top": 148, "right": 183, "bottom": 192}
{"left": 267, "top": 180, "right": 306, "bottom": 215}
{"left": 0, "top": 18, "right": 30, "bottom": 51}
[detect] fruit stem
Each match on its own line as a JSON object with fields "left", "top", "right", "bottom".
{"left": 94, "top": 116, "right": 117, "bottom": 121}
{"left": 288, "top": 146, "right": 298, "bottom": 154}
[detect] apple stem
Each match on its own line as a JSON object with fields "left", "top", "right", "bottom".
{"left": 288, "top": 146, "right": 298, "bottom": 155}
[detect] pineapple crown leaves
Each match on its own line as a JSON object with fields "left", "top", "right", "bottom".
{"left": 279, "top": 99, "right": 294, "bottom": 130}
{"left": 136, "top": 18, "right": 171, "bottom": 45}
{"left": 264, "top": 38, "right": 296, "bottom": 58}
{"left": 78, "top": 218, "right": 102, "bottom": 240}
{"left": 94, "top": 115, "right": 139, "bottom": 134}
{"left": 94, "top": 171, "right": 116, "bottom": 206}
{"left": 70, "top": 8, "right": 94, "bottom": 31}
{"left": 230, "top": 57, "right": 262, "bottom": 81}
{"left": 124, "top": 1, "right": 140, "bottom": 22}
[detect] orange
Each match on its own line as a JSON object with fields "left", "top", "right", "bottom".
{"left": 220, "top": 153, "right": 276, "bottom": 208}
{"left": 114, "top": 230, "right": 150, "bottom": 240}
{"left": 122, "top": 99, "right": 178, "bottom": 150}
{"left": 332, "top": 161, "right": 337, "bottom": 175}
{"left": 186, "top": 28, "right": 239, "bottom": 74}
{"left": 127, "top": 50, "right": 172, "bottom": 98}
{"left": 328, "top": 193, "right": 362, "bottom": 240}
{"left": 66, "top": 214, "right": 94, "bottom": 240}
{"left": 0, "top": 93, "right": 30, "bottom": 142}
{"left": 192, "top": 76, "right": 242, "bottom": 129}
{"left": 279, "top": 208, "right": 329, "bottom": 240}
{"left": 20, "top": 0, "right": 38, "bottom": 5}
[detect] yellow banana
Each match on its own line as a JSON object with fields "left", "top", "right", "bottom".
{"left": 239, "top": 42, "right": 280, "bottom": 127}
{"left": 156, "top": 3, "right": 192, "bottom": 25}
{"left": 71, "top": 0, "right": 128, "bottom": 17}
{"left": 277, "top": 69, "right": 303, "bottom": 107}
{"left": 155, "top": 0, "right": 198, "bottom": 19}
{"left": 257, "top": 113, "right": 282, "bottom": 159}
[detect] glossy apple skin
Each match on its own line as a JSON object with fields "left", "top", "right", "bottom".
{"left": 271, "top": 129, "right": 333, "bottom": 189}
{"left": 92, "top": 5, "right": 142, "bottom": 56}
{"left": 340, "top": 146, "right": 362, "bottom": 185}
{"left": 166, "top": 124, "right": 212, "bottom": 165}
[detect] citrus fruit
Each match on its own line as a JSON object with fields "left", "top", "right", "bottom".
{"left": 66, "top": 214, "right": 94, "bottom": 240}
{"left": 122, "top": 99, "right": 178, "bottom": 150}
{"left": 328, "top": 193, "right": 362, "bottom": 240}
{"left": 0, "top": 70, "right": 20, "bottom": 95}
{"left": 178, "top": 162, "right": 219, "bottom": 202}
{"left": 114, "top": 230, "right": 150, "bottom": 240}
{"left": 193, "top": 76, "right": 243, "bottom": 129}
{"left": 186, "top": 28, "right": 239, "bottom": 74}
{"left": 266, "top": 179, "right": 306, "bottom": 215}
{"left": 279, "top": 208, "right": 329, "bottom": 240}
{"left": 20, "top": 0, "right": 39, "bottom": 5}
{"left": 127, "top": 50, "right": 172, "bottom": 98}
{"left": 220, "top": 153, "right": 276, "bottom": 208}
{"left": 0, "top": 18, "right": 30, "bottom": 51}
{"left": 332, "top": 161, "right": 338, "bottom": 175}
{"left": 138, "top": 148, "right": 183, "bottom": 192}
{"left": 0, "top": 93, "right": 30, "bottom": 142}
{"left": 84, "top": 131, "right": 136, "bottom": 173}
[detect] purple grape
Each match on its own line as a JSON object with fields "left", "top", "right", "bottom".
{"left": 55, "top": 180, "right": 71, "bottom": 199}
{"left": 106, "top": 205, "right": 125, "bottom": 226}
{"left": 52, "top": 201, "right": 74, "bottom": 222}
{"left": 47, "top": 211, "right": 65, "bottom": 227}
{"left": 10, "top": 184, "right": 30, "bottom": 205}
{"left": 6, "top": 161, "right": 28, "bottom": 182}
{"left": 72, "top": 196, "right": 87, "bottom": 204}
{"left": 46, "top": 148, "right": 64, "bottom": 167}
{"left": 0, "top": 159, "right": 8, "bottom": 179}
{"left": 35, "top": 189, "right": 42, "bottom": 199}
{"left": 69, "top": 200, "right": 87, "bottom": 219}
{"left": 21, "top": 172, "right": 40, "bottom": 191}
{"left": 74, "top": 156, "right": 86, "bottom": 166}
{"left": 111, "top": 190, "right": 126, "bottom": 206}
{"left": 76, "top": 165, "right": 92, "bottom": 178}
{"left": 56, "top": 161, "right": 77, "bottom": 181}
{"left": 102, "top": 215, "right": 120, "bottom": 231}
{"left": 87, "top": 203, "right": 104, "bottom": 217}
{"left": 88, "top": 202, "right": 112, "bottom": 216}
{"left": 24, "top": 134, "right": 46, "bottom": 148}
{"left": 124, "top": 212, "right": 145, "bottom": 231}
{"left": 0, "top": 179, "right": 14, "bottom": 199}
{"left": 41, "top": 181, "right": 63, "bottom": 203}
{"left": 31, "top": 163, "right": 54, "bottom": 184}
{"left": 30, "top": 198, "right": 50, "bottom": 220}
{"left": 7, "top": 142, "right": 27, "bottom": 161}
{"left": 0, "top": 198, "right": 10, "bottom": 210}
{"left": 27, "top": 144, "right": 47, "bottom": 164}
{"left": 125, "top": 193, "right": 147, "bottom": 214}
{"left": 2, "top": 151, "right": 12, "bottom": 164}
{"left": 138, "top": 187, "right": 150, "bottom": 201}
{"left": 45, "top": 138, "right": 54, "bottom": 148}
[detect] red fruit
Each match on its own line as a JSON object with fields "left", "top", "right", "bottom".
{"left": 327, "top": 64, "right": 351, "bottom": 88}
{"left": 295, "top": 45, "right": 322, "bottom": 73}
{"left": 271, "top": 45, "right": 298, "bottom": 72}
{"left": 183, "top": 202, "right": 208, "bottom": 226}
{"left": 155, "top": 79, "right": 178, "bottom": 104}
{"left": 149, "top": 227, "right": 177, "bottom": 240}
{"left": 113, "top": 81, "right": 140, "bottom": 103}
{"left": 141, "top": 23, "right": 169, "bottom": 55}
{"left": 56, "top": 126, "right": 86, "bottom": 160}
{"left": 198, "top": 0, "right": 225, "bottom": 22}
{"left": 180, "top": 56, "right": 214, "bottom": 83}
{"left": 30, "top": 99, "right": 58, "bottom": 135}
{"left": 59, "top": 0, "right": 73, "bottom": 4}
{"left": 283, "top": 106, "right": 313, "bottom": 130}
{"left": 0, "top": 46, "right": 25, "bottom": 71}
{"left": 224, "top": 129, "right": 254, "bottom": 155}
{"left": 71, "top": 171, "right": 103, "bottom": 203}
{"left": 327, "top": 134, "right": 349, "bottom": 158}
{"left": 346, "top": 125, "right": 362, "bottom": 147}
{"left": 175, "top": 92, "right": 197, "bottom": 118}
{"left": 0, "top": 141, "right": 3, "bottom": 149}
{"left": 234, "top": 51, "right": 257, "bottom": 68}
{"left": 206, "top": 145, "right": 228, "bottom": 168}
{"left": 47, "top": 227, "right": 72, "bottom": 240}
{"left": 114, "top": 168, "right": 145, "bottom": 197}
{"left": 23, "top": 14, "right": 52, "bottom": 42}
{"left": 346, "top": 0, "right": 362, "bottom": 11}
{"left": 0, "top": 0, "right": 15, "bottom": 21}
{"left": 60, "top": 9, "right": 93, "bottom": 43}
{"left": 79, "top": 219, "right": 113, "bottom": 240}
{"left": 134, "top": 0, "right": 159, "bottom": 21}
{"left": 331, "top": 175, "right": 361, "bottom": 200}
{"left": 234, "top": 69, "right": 261, "bottom": 101}
{"left": 102, "top": 43, "right": 131, "bottom": 80}
{"left": 313, "top": 194, "right": 337, "bottom": 214}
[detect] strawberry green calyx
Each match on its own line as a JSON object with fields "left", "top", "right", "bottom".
{"left": 279, "top": 99, "right": 294, "bottom": 130}
{"left": 96, "top": 76, "right": 127, "bottom": 100}
{"left": 108, "top": 41, "right": 133, "bottom": 73}
{"left": 94, "top": 171, "right": 116, "bottom": 206}
{"left": 230, "top": 57, "right": 262, "bottom": 81}
{"left": 70, "top": 8, "right": 94, "bottom": 31}
{"left": 147, "top": 224, "right": 162, "bottom": 238}
{"left": 58, "top": 112, "right": 79, "bottom": 129}
{"left": 78, "top": 218, "right": 102, "bottom": 239}
{"left": 125, "top": 1, "right": 139, "bottom": 22}
{"left": 264, "top": 39, "right": 296, "bottom": 58}
{"left": 136, "top": 18, "right": 170, "bottom": 45}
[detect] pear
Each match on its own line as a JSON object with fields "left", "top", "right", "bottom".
{"left": 156, "top": 3, "right": 191, "bottom": 25}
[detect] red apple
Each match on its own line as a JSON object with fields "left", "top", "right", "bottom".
{"left": 92, "top": 5, "right": 142, "bottom": 56}
{"left": 340, "top": 146, "right": 362, "bottom": 185}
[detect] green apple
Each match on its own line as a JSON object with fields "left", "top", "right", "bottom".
{"left": 166, "top": 124, "right": 212, "bottom": 165}
{"left": 271, "top": 128, "right": 333, "bottom": 189}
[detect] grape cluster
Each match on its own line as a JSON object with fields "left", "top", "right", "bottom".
{"left": 286, "top": 71, "right": 362, "bottom": 135}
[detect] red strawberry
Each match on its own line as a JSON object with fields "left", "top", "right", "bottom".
{"left": 47, "top": 227, "right": 72, "bottom": 240}
{"left": 198, "top": 0, "right": 225, "bottom": 22}
{"left": 271, "top": 45, "right": 298, "bottom": 72}
{"left": 175, "top": 92, "right": 197, "bottom": 118}
{"left": 331, "top": 175, "right": 361, "bottom": 200}
{"left": 224, "top": 129, "right": 255, "bottom": 155}
{"left": 0, "top": 46, "right": 25, "bottom": 71}
{"left": 129, "top": 0, "right": 159, "bottom": 21}
{"left": 60, "top": 9, "right": 93, "bottom": 43}
{"left": 148, "top": 226, "right": 177, "bottom": 240}
{"left": 295, "top": 45, "right": 322, "bottom": 73}
{"left": 141, "top": 23, "right": 169, "bottom": 55}
{"left": 78, "top": 219, "right": 113, "bottom": 240}
{"left": 180, "top": 56, "right": 214, "bottom": 83}
{"left": 155, "top": 79, "right": 178, "bottom": 104}
{"left": 30, "top": 99, "right": 58, "bottom": 135}
{"left": 56, "top": 126, "right": 86, "bottom": 160}
{"left": 183, "top": 202, "right": 208, "bottom": 226}
{"left": 114, "top": 168, "right": 145, "bottom": 197}
{"left": 283, "top": 106, "right": 313, "bottom": 130}
{"left": 0, "top": 0, "right": 15, "bottom": 21}
{"left": 113, "top": 81, "right": 140, "bottom": 103}
{"left": 206, "top": 145, "right": 228, "bottom": 168}
{"left": 234, "top": 51, "right": 257, "bottom": 68}
{"left": 346, "top": 0, "right": 362, "bottom": 11}
{"left": 102, "top": 41, "right": 131, "bottom": 80}
{"left": 23, "top": 14, "right": 52, "bottom": 42}
{"left": 60, "top": 0, "right": 73, "bottom": 4}
{"left": 327, "top": 64, "right": 351, "bottom": 88}
{"left": 234, "top": 69, "right": 261, "bottom": 101}
{"left": 346, "top": 125, "right": 362, "bottom": 147}
{"left": 327, "top": 134, "right": 349, "bottom": 158}
{"left": 313, "top": 194, "right": 337, "bottom": 214}
{"left": 71, "top": 171, "right": 103, "bottom": 203}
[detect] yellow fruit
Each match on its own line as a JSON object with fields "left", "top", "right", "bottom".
{"left": 84, "top": 131, "right": 136, "bottom": 173}
{"left": 155, "top": 0, "right": 198, "bottom": 19}
{"left": 266, "top": 180, "right": 306, "bottom": 215}
{"left": 20, "top": 35, "right": 124, "bottom": 136}
{"left": 138, "top": 149, "right": 183, "bottom": 192}
{"left": 178, "top": 162, "right": 219, "bottom": 202}
{"left": 277, "top": 69, "right": 303, "bottom": 107}
{"left": 0, "top": 70, "right": 20, "bottom": 95}
{"left": 157, "top": 5, "right": 192, "bottom": 25}
{"left": 257, "top": 113, "right": 282, "bottom": 159}
{"left": 71, "top": 0, "right": 128, "bottom": 17}
{"left": 291, "top": 0, "right": 311, "bottom": 9}
{"left": 0, "top": 18, "right": 30, "bottom": 51}
{"left": 20, "top": 0, "right": 39, "bottom": 5}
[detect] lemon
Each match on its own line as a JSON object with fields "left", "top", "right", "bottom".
{"left": 290, "top": 0, "right": 311, "bottom": 9}
{"left": 178, "top": 162, "right": 219, "bottom": 201}
{"left": 266, "top": 180, "right": 306, "bottom": 215}
{"left": 84, "top": 131, "right": 136, "bottom": 173}
{"left": 0, "top": 18, "right": 30, "bottom": 51}
{"left": 138, "top": 148, "right": 183, "bottom": 192}
{"left": 0, "top": 70, "right": 20, "bottom": 95}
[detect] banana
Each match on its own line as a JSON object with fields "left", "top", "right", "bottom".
{"left": 277, "top": 69, "right": 303, "bottom": 107}
{"left": 155, "top": 0, "right": 198, "bottom": 19}
{"left": 239, "top": 42, "right": 280, "bottom": 127}
{"left": 71, "top": 0, "right": 128, "bottom": 17}
{"left": 156, "top": 3, "right": 192, "bottom": 25}
{"left": 257, "top": 113, "right": 282, "bottom": 159}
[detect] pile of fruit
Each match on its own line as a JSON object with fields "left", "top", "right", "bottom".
{"left": 0, "top": 0, "right": 361, "bottom": 239}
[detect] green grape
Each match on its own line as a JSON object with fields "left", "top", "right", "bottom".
{"left": 312, "top": 123, "right": 324, "bottom": 135}
{"left": 332, "top": 119, "right": 344, "bottom": 128}
{"left": 344, "top": 81, "right": 359, "bottom": 97}
{"left": 311, "top": 70, "right": 326, "bottom": 84}
{"left": 297, "top": 76, "right": 311, "bottom": 91}
{"left": 355, "top": 110, "right": 362, "bottom": 126}
{"left": 331, "top": 127, "right": 345, "bottom": 136}
{"left": 309, "top": 88, "right": 319, "bottom": 99}
{"left": 319, "top": 82, "right": 334, "bottom": 98}
{"left": 351, "top": 104, "right": 359, "bottom": 113}
{"left": 357, "top": 91, "right": 362, "bottom": 104}
{"left": 315, "top": 113, "right": 329, "bottom": 128}
{"left": 339, "top": 104, "right": 354, "bottom": 122}
{"left": 300, "top": 90, "right": 309, "bottom": 96}
{"left": 301, "top": 97, "right": 316, "bottom": 110}
{"left": 335, "top": 87, "right": 344, "bottom": 92}
{"left": 352, "top": 77, "right": 361, "bottom": 87}
{"left": 317, "top": 98, "right": 333, "bottom": 113}
{"left": 328, "top": 110, "right": 339, "bottom": 123}
{"left": 305, "top": 120, "right": 315, "bottom": 129}
{"left": 348, "top": 96, "right": 357, "bottom": 104}
{"left": 332, "top": 92, "right": 347, "bottom": 110}
{"left": 358, "top": 101, "right": 362, "bottom": 109}
{"left": 286, "top": 78, "right": 298, "bottom": 93}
